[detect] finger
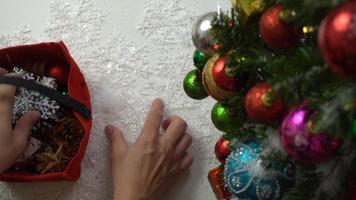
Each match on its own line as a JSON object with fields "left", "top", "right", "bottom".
{"left": 162, "top": 118, "right": 170, "bottom": 130}
{"left": 140, "top": 99, "right": 164, "bottom": 141}
{"left": 161, "top": 116, "right": 187, "bottom": 146}
{"left": 179, "top": 153, "right": 193, "bottom": 171}
{"left": 0, "top": 82, "right": 17, "bottom": 129}
{"left": 0, "top": 67, "right": 8, "bottom": 75}
{"left": 13, "top": 111, "right": 40, "bottom": 149}
{"left": 106, "top": 125, "right": 128, "bottom": 158}
{"left": 169, "top": 162, "right": 181, "bottom": 175}
{"left": 173, "top": 133, "right": 193, "bottom": 160}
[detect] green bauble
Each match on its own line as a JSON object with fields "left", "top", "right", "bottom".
{"left": 211, "top": 102, "right": 239, "bottom": 133}
{"left": 183, "top": 70, "right": 208, "bottom": 100}
{"left": 193, "top": 49, "right": 209, "bottom": 71}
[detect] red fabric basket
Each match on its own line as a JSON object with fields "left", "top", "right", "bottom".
{"left": 0, "top": 41, "right": 92, "bottom": 182}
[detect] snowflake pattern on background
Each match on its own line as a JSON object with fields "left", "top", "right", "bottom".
{"left": 0, "top": 26, "right": 35, "bottom": 47}
{"left": 0, "top": 0, "right": 220, "bottom": 199}
{"left": 12, "top": 67, "right": 59, "bottom": 124}
{"left": 138, "top": 0, "right": 197, "bottom": 48}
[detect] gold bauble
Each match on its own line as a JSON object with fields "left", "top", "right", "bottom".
{"left": 231, "top": 0, "right": 265, "bottom": 21}
{"left": 202, "top": 55, "right": 240, "bottom": 102}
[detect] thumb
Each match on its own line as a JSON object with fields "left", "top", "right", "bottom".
{"left": 13, "top": 111, "right": 40, "bottom": 148}
{"left": 0, "top": 67, "right": 8, "bottom": 75}
{"left": 105, "top": 125, "right": 128, "bottom": 158}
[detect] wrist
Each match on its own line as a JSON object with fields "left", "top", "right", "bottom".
{"left": 114, "top": 189, "right": 151, "bottom": 200}
{"left": 114, "top": 194, "right": 151, "bottom": 200}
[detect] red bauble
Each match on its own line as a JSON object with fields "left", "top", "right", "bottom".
{"left": 208, "top": 167, "right": 232, "bottom": 200}
{"left": 245, "top": 83, "right": 285, "bottom": 123}
{"left": 212, "top": 56, "right": 243, "bottom": 91}
{"left": 215, "top": 137, "right": 231, "bottom": 164}
{"left": 203, "top": 55, "right": 247, "bottom": 102}
{"left": 318, "top": 1, "right": 356, "bottom": 79}
{"left": 46, "top": 64, "right": 69, "bottom": 85}
{"left": 259, "top": 5, "right": 301, "bottom": 49}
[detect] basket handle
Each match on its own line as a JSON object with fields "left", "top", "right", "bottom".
{"left": 0, "top": 76, "right": 91, "bottom": 120}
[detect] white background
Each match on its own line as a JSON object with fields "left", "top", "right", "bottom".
{"left": 0, "top": 0, "right": 232, "bottom": 199}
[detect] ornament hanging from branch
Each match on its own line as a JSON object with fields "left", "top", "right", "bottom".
{"left": 318, "top": 0, "right": 356, "bottom": 79}
{"left": 279, "top": 105, "right": 341, "bottom": 163}
{"left": 225, "top": 141, "right": 295, "bottom": 200}
{"left": 245, "top": 83, "right": 285, "bottom": 124}
{"left": 259, "top": 5, "right": 301, "bottom": 49}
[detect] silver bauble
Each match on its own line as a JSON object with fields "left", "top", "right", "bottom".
{"left": 192, "top": 12, "right": 219, "bottom": 55}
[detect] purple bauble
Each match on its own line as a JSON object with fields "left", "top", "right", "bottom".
{"left": 280, "top": 106, "right": 341, "bottom": 163}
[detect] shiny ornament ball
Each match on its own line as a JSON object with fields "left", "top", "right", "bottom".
{"left": 203, "top": 55, "right": 247, "bottom": 102}
{"left": 211, "top": 102, "right": 239, "bottom": 133}
{"left": 215, "top": 137, "right": 232, "bottom": 164}
{"left": 193, "top": 49, "right": 209, "bottom": 71}
{"left": 192, "top": 12, "right": 222, "bottom": 55}
{"left": 45, "top": 64, "right": 69, "bottom": 85}
{"left": 225, "top": 141, "right": 295, "bottom": 200}
{"left": 208, "top": 167, "right": 233, "bottom": 199}
{"left": 318, "top": 1, "right": 356, "bottom": 79}
{"left": 259, "top": 5, "right": 300, "bottom": 49}
{"left": 280, "top": 106, "right": 341, "bottom": 163}
{"left": 183, "top": 69, "right": 208, "bottom": 100}
{"left": 245, "top": 83, "right": 285, "bottom": 123}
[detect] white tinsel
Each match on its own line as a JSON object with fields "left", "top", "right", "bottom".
{"left": 261, "top": 128, "right": 289, "bottom": 160}
{"left": 12, "top": 67, "right": 60, "bottom": 126}
{"left": 312, "top": 140, "right": 356, "bottom": 199}
{"left": 247, "top": 158, "right": 278, "bottom": 180}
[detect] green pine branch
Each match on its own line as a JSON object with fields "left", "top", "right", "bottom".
{"left": 282, "top": 165, "right": 322, "bottom": 200}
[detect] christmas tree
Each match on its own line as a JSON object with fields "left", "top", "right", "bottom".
{"left": 183, "top": 0, "right": 356, "bottom": 199}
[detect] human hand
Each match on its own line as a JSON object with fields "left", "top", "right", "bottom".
{"left": 106, "top": 99, "right": 193, "bottom": 200}
{"left": 0, "top": 67, "right": 40, "bottom": 173}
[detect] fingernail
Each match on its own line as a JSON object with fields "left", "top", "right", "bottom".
{"left": 154, "top": 98, "right": 164, "bottom": 106}
{"left": 31, "top": 111, "right": 41, "bottom": 120}
{"left": 105, "top": 125, "right": 114, "bottom": 135}
{"left": 33, "top": 111, "right": 41, "bottom": 119}
{"left": 162, "top": 120, "right": 167, "bottom": 128}
{"left": 28, "top": 111, "right": 41, "bottom": 124}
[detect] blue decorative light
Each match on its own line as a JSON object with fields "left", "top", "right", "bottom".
{"left": 225, "top": 141, "right": 295, "bottom": 200}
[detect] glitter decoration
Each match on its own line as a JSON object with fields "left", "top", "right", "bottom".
{"left": 225, "top": 141, "right": 295, "bottom": 200}
{"left": 279, "top": 105, "right": 341, "bottom": 163}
